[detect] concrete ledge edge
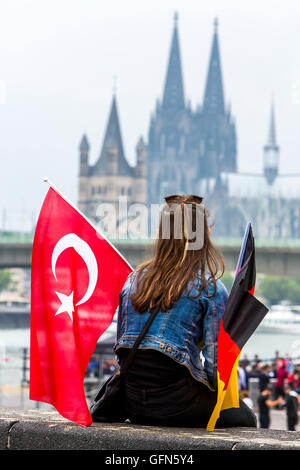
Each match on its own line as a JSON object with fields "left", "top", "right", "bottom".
{"left": 1, "top": 409, "right": 300, "bottom": 450}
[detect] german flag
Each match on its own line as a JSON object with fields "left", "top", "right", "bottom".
{"left": 206, "top": 222, "right": 268, "bottom": 431}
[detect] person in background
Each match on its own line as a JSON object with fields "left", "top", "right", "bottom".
{"left": 267, "top": 363, "right": 277, "bottom": 379}
{"left": 240, "top": 390, "right": 254, "bottom": 411}
{"left": 247, "top": 363, "right": 260, "bottom": 385}
{"left": 253, "top": 354, "right": 261, "bottom": 366}
{"left": 274, "top": 361, "right": 288, "bottom": 407}
{"left": 239, "top": 361, "right": 250, "bottom": 389}
{"left": 241, "top": 354, "right": 250, "bottom": 368}
{"left": 274, "top": 350, "right": 282, "bottom": 364}
{"left": 295, "top": 365, "right": 300, "bottom": 393}
{"left": 258, "top": 364, "right": 270, "bottom": 392}
{"left": 285, "top": 353, "right": 294, "bottom": 375}
{"left": 287, "top": 369, "right": 300, "bottom": 391}
{"left": 258, "top": 386, "right": 285, "bottom": 429}
{"left": 86, "top": 356, "right": 100, "bottom": 377}
{"left": 284, "top": 383, "right": 299, "bottom": 431}
{"left": 238, "top": 363, "right": 247, "bottom": 391}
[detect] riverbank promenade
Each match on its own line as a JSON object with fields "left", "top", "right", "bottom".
{"left": 0, "top": 382, "right": 297, "bottom": 432}
{"left": 0, "top": 407, "right": 300, "bottom": 451}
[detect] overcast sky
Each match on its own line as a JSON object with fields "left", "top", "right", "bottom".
{"left": 0, "top": 0, "right": 299, "bottom": 230}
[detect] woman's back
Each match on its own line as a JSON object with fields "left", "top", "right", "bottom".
{"left": 112, "top": 194, "right": 256, "bottom": 428}
{"left": 114, "top": 269, "right": 228, "bottom": 390}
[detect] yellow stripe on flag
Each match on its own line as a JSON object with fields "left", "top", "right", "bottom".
{"left": 206, "top": 352, "right": 241, "bottom": 431}
{"left": 222, "top": 352, "right": 241, "bottom": 410}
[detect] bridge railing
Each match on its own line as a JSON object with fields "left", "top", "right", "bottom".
{"left": 2, "top": 232, "right": 300, "bottom": 248}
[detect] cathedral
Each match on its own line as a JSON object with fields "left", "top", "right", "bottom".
{"left": 147, "top": 16, "right": 237, "bottom": 206}
{"left": 78, "top": 14, "right": 300, "bottom": 241}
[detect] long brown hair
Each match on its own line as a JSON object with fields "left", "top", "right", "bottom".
{"left": 130, "top": 194, "right": 225, "bottom": 313}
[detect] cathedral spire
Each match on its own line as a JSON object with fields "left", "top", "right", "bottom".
{"left": 162, "top": 12, "right": 185, "bottom": 111}
{"left": 263, "top": 99, "right": 279, "bottom": 185}
{"left": 203, "top": 17, "right": 225, "bottom": 114}
{"left": 101, "top": 93, "right": 124, "bottom": 158}
{"left": 79, "top": 134, "right": 89, "bottom": 177}
{"left": 268, "top": 99, "right": 277, "bottom": 146}
{"left": 90, "top": 94, "right": 133, "bottom": 177}
{"left": 79, "top": 134, "right": 89, "bottom": 152}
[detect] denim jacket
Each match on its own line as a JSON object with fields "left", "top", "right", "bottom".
{"left": 114, "top": 270, "right": 229, "bottom": 391}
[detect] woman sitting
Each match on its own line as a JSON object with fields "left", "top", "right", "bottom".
{"left": 114, "top": 194, "right": 257, "bottom": 428}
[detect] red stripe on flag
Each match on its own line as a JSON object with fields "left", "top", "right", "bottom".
{"left": 217, "top": 319, "right": 241, "bottom": 390}
{"left": 248, "top": 285, "right": 255, "bottom": 296}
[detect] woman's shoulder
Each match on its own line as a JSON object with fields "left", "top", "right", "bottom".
{"left": 121, "top": 270, "right": 135, "bottom": 290}
{"left": 120, "top": 269, "right": 140, "bottom": 294}
{"left": 215, "top": 277, "right": 229, "bottom": 298}
{"left": 215, "top": 278, "right": 229, "bottom": 305}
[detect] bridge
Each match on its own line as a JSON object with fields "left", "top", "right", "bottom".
{"left": 1, "top": 238, "right": 300, "bottom": 277}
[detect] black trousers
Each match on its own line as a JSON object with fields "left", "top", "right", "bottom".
{"left": 123, "top": 376, "right": 257, "bottom": 428}
{"left": 259, "top": 414, "right": 270, "bottom": 429}
{"left": 287, "top": 415, "right": 297, "bottom": 431}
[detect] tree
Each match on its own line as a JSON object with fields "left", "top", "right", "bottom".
{"left": 258, "top": 275, "right": 300, "bottom": 305}
{"left": 0, "top": 269, "right": 14, "bottom": 293}
{"left": 221, "top": 272, "right": 234, "bottom": 292}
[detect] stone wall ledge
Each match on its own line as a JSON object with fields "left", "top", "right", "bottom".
{"left": 1, "top": 408, "right": 299, "bottom": 450}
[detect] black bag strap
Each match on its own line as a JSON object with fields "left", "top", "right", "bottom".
{"left": 119, "top": 309, "right": 158, "bottom": 377}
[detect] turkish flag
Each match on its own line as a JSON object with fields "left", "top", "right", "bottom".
{"left": 30, "top": 187, "right": 132, "bottom": 426}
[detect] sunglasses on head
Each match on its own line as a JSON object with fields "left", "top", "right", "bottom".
{"left": 164, "top": 194, "right": 204, "bottom": 205}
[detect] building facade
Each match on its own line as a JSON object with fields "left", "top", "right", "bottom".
{"left": 209, "top": 103, "right": 300, "bottom": 240}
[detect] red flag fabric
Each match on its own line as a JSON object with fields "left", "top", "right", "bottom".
{"left": 30, "top": 187, "right": 132, "bottom": 426}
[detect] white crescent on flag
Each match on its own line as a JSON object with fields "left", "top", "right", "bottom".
{"left": 51, "top": 233, "right": 98, "bottom": 320}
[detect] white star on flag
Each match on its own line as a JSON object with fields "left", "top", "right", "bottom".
{"left": 55, "top": 291, "right": 74, "bottom": 321}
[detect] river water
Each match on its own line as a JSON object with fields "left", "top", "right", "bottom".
{"left": 242, "top": 330, "right": 300, "bottom": 362}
